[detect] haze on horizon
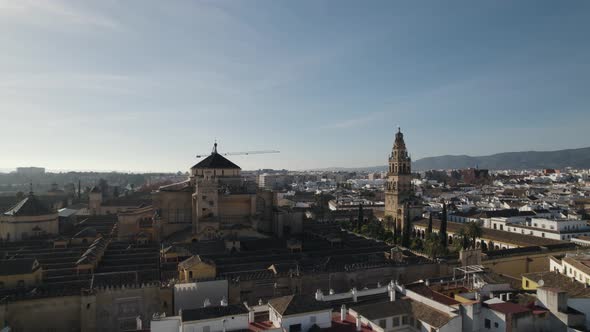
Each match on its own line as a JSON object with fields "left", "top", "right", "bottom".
{"left": 1, "top": 1, "right": 589, "bottom": 173}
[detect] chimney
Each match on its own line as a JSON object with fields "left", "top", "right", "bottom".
{"left": 351, "top": 288, "right": 358, "bottom": 302}
{"left": 388, "top": 285, "right": 396, "bottom": 302}
{"left": 136, "top": 316, "right": 142, "bottom": 330}
{"left": 221, "top": 297, "right": 228, "bottom": 306}
{"left": 315, "top": 289, "right": 324, "bottom": 301}
{"left": 356, "top": 316, "right": 361, "bottom": 332}
{"left": 204, "top": 298, "right": 211, "bottom": 307}
{"left": 248, "top": 309, "right": 255, "bottom": 323}
{"left": 340, "top": 305, "right": 347, "bottom": 321}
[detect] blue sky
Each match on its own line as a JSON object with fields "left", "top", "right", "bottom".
{"left": 1, "top": 1, "right": 589, "bottom": 172}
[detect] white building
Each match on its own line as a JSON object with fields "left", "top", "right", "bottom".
{"left": 151, "top": 304, "right": 250, "bottom": 332}
{"left": 268, "top": 295, "right": 333, "bottom": 332}
{"left": 489, "top": 217, "right": 590, "bottom": 241}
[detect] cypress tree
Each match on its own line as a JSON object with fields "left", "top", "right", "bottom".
{"left": 427, "top": 213, "right": 433, "bottom": 236}
{"left": 402, "top": 206, "right": 412, "bottom": 247}
{"left": 357, "top": 203, "right": 364, "bottom": 232}
{"left": 440, "top": 203, "right": 448, "bottom": 248}
{"left": 392, "top": 219, "right": 398, "bottom": 244}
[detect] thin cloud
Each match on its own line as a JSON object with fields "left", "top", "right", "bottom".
{"left": 0, "top": 0, "right": 120, "bottom": 29}
{"left": 319, "top": 112, "right": 386, "bottom": 129}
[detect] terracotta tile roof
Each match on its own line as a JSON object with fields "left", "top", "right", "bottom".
{"left": 522, "top": 271, "right": 590, "bottom": 298}
{"left": 268, "top": 295, "right": 332, "bottom": 316}
{"left": 486, "top": 302, "right": 530, "bottom": 315}
{"left": 563, "top": 256, "right": 590, "bottom": 277}
{"left": 405, "top": 283, "right": 460, "bottom": 305}
{"left": 178, "top": 255, "right": 215, "bottom": 270}
{"left": 158, "top": 180, "right": 193, "bottom": 192}
{"left": 410, "top": 300, "right": 454, "bottom": 328}
{"left": 352, "top": 298, "right": 454, "bottom": 329}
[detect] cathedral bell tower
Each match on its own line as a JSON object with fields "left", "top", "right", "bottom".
{"left": 385, "top": 128, "right": 413, "bottom": 231}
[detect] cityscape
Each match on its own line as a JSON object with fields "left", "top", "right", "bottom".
{"left": 2, "top": 1, "right": 590, "bottom": 332}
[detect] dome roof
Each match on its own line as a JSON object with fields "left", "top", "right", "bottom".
{"left": 3, "top": 193, "right": 54, "bottom": 217}
{"left": 191, "top": 149, "right": 240, "bottom": 170}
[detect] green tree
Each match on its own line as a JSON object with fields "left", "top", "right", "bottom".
{"left": 427, "top": 213, "right": 433, "bottom": 236}
{"left": 410, "top": 238, "right": 423, "bottom": 251}
{"left": 402, "top": 207, "right": 412, "bottom": 248}
{"left": 424, "top": 233, "right": 446, "bottom": 259}
{"left": 453, "top": 227, "right": 469, "bottom": 252}
{"left": 357, "top": 204, "right": 364, "bottom": 232}
{"left": 465, "top": 221, "right": 483, "bottom": 249}
{"left": 440, "top": 203, "right": 448, "bottom": 248}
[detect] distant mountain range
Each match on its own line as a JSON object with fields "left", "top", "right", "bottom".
{"left": 314, "top": 147, "right": 590, "bottom": 172}
{"left": 413, "top": 147, "right": 590, "bottom": 171}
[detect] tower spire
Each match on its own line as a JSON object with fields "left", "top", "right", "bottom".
{"left": 212, "top": 140, "right": 218, "bottom": 154}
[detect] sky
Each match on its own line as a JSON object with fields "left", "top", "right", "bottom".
{"left": 1, "top": 0, "right": 589, "bottom": 172}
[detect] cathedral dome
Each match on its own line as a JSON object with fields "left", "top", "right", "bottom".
{"left": 3, "top": 193, "right": 54, "bottom": 217}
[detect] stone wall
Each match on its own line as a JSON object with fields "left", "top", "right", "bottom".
{"left": 0, "top": 295, "right": 82, "bottom": 331}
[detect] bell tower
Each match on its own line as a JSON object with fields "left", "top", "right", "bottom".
{"left": 385, "top": 128, "right": 413, "bottom": 230}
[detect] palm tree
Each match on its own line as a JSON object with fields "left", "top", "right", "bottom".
{"left": 455, "top": 226, "right": 469, "bottom": 251}
{"left": 424, "top": 233, "right": 446, "bottom": 259}
{"left": 465, "top": 221, "right": 483, "bottom": 249}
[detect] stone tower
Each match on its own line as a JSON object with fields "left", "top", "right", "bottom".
{"left": 385, "top": 128, "right": 413, "bottom": 230}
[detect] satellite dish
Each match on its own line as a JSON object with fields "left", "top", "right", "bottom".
{"left": 538, "top": 280, "right": 545, "bottom": 287}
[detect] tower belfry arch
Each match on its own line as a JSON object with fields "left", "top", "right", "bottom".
{"left": 385, "top": 127, "right": 414, "bottom": 230}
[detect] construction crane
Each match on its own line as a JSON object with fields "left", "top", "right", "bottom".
{"left": 196, "top": 142, "right": 280, "bottom": 158}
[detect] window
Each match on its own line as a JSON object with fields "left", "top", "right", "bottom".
{"left": 525, "top": 280, "right": 529, "bottom": 287}
{"left": 542, "top": 233, "right": 545, "bottom": 238}
{"left": 494, "top": 322, "right": 499, "bottom": 328}
{"left": 203, "top": 326, "right": 210, "bottom": 332}
{"left": 402, "top": 315, "right": 408, "bottom": 325}
{"left": 310, "top": 316, "right": 316, "bottom": 324}
{"left": 485, "top": 319, "right": 491, "bottom": 329}
{"left": 379, "top": 319, "right": 386, "bottom": 328}
{"left": 392, "top": 317, "right": 400, "bottom": 326}
{"left": 289, "top": 324, "right": 301, "bottom": 332}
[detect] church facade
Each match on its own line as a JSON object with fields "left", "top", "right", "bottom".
{"left": 150, "top": 143, "right": 294, "bottom": 242}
